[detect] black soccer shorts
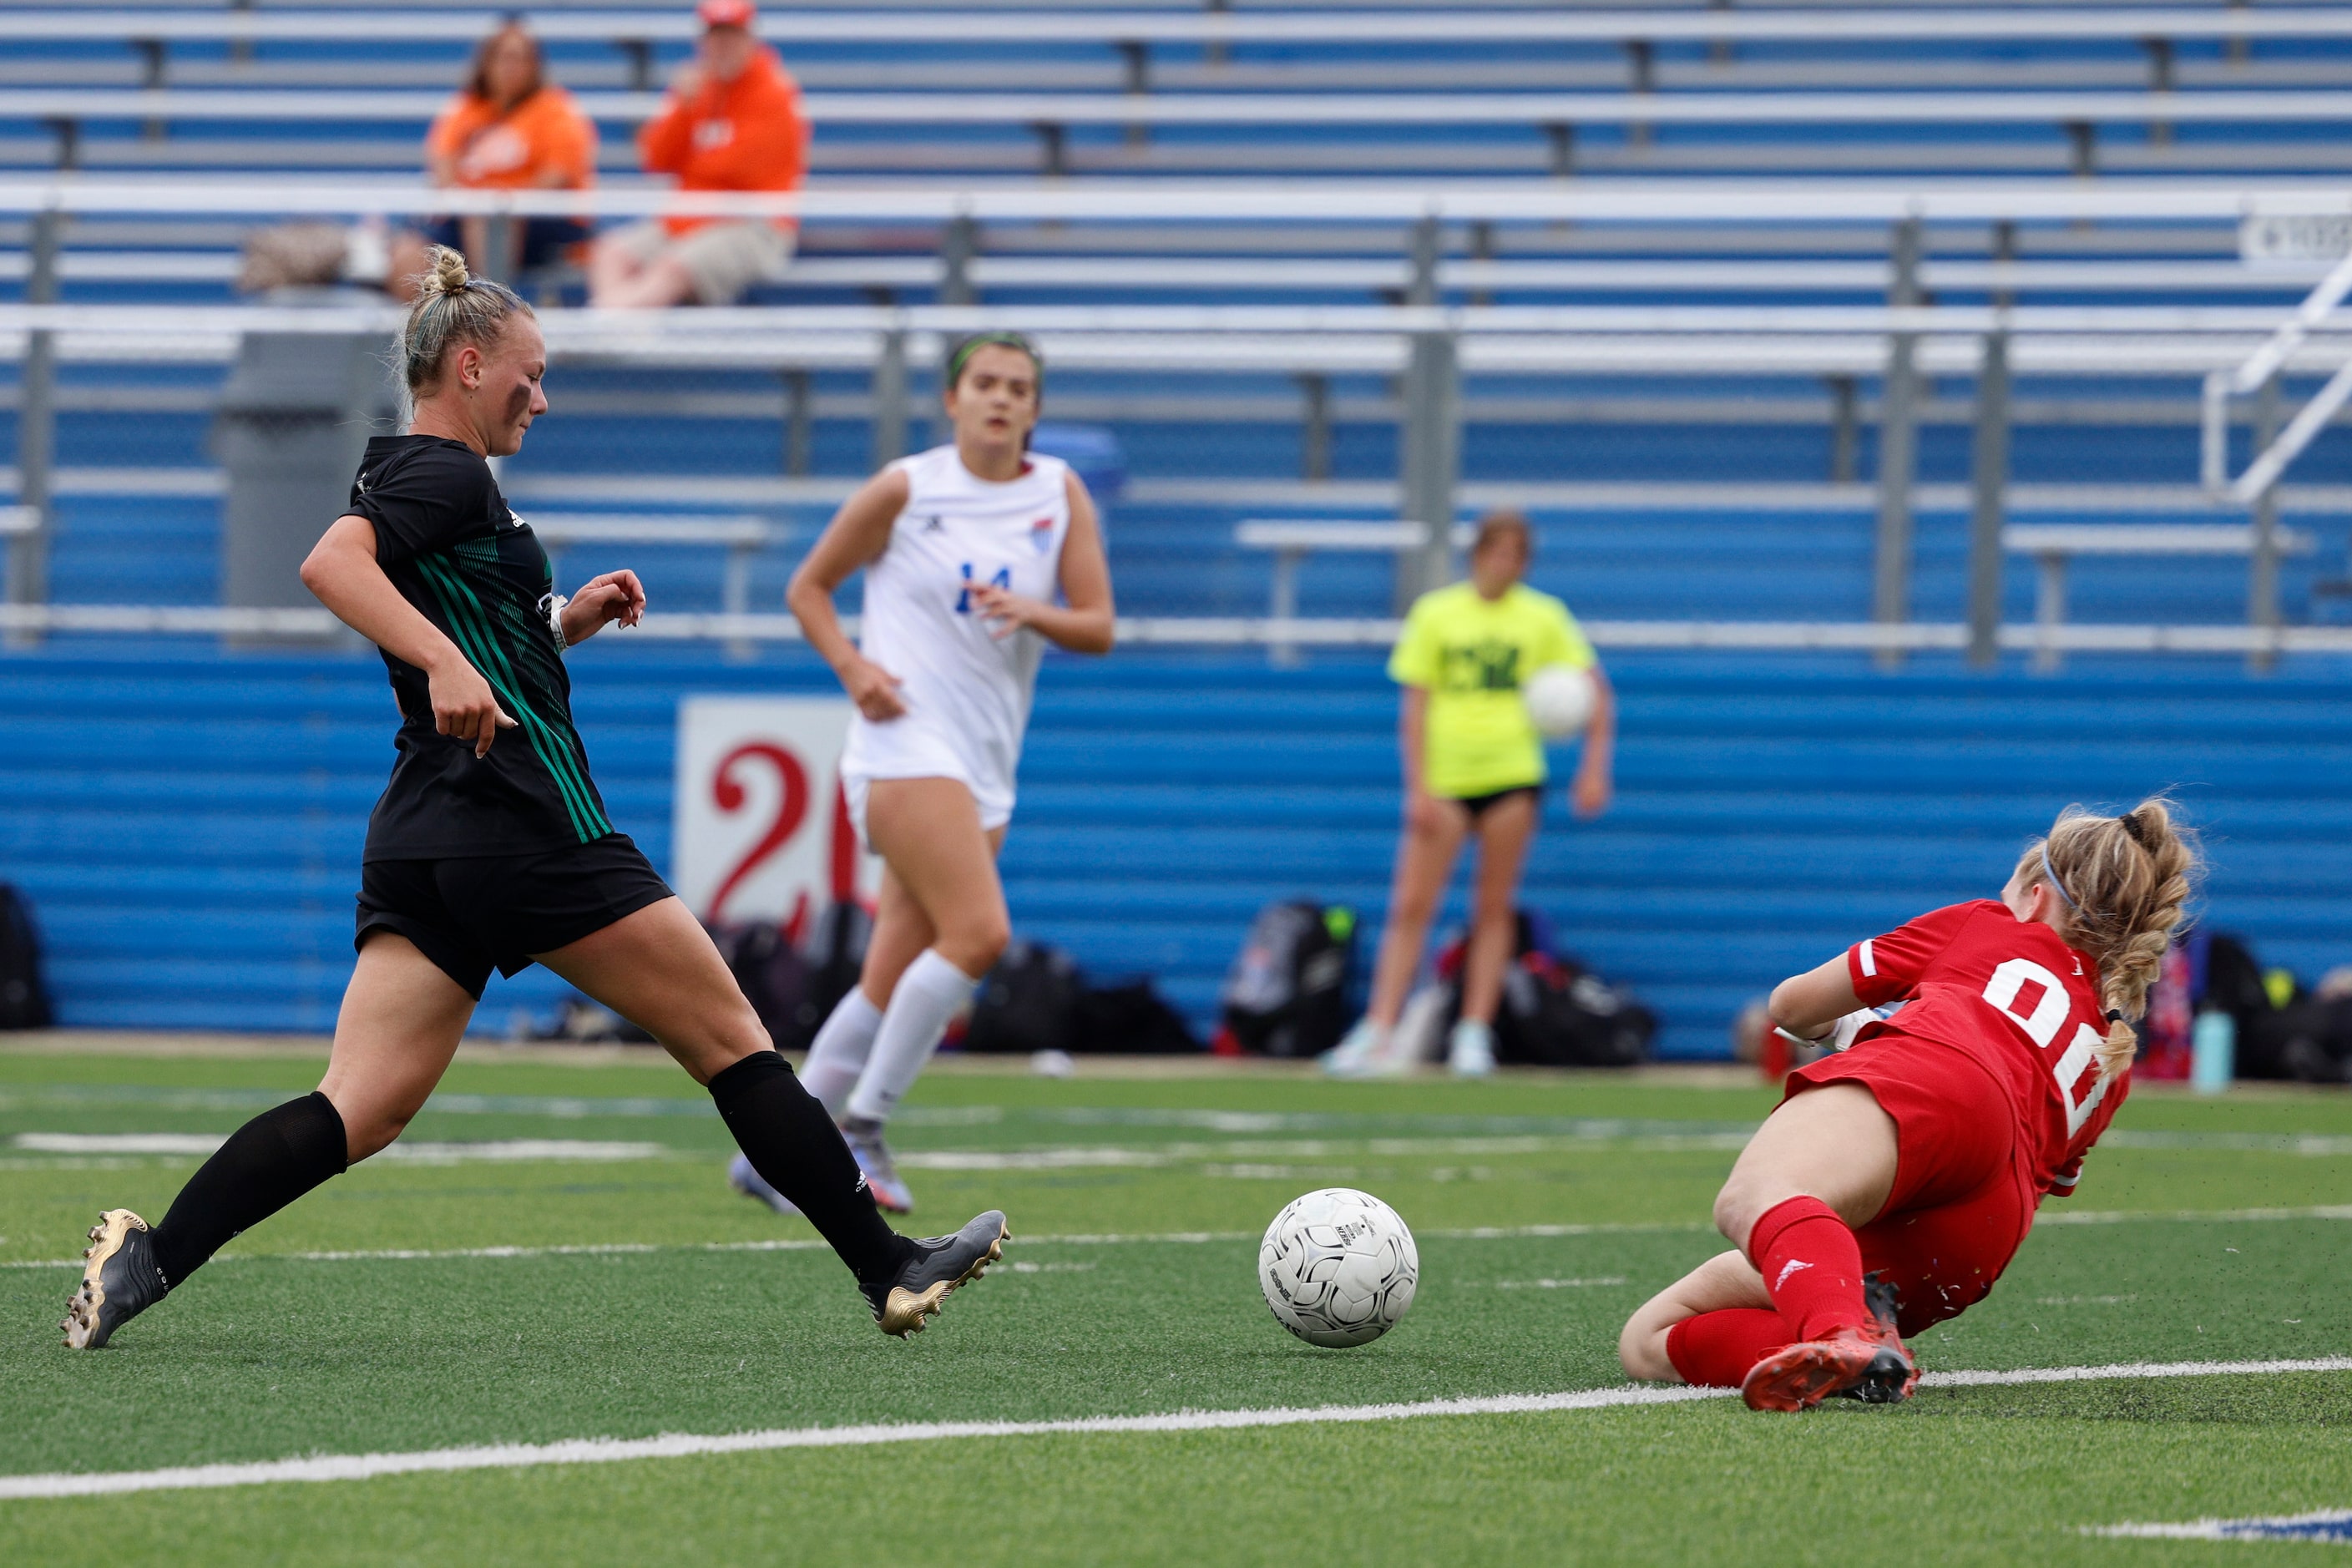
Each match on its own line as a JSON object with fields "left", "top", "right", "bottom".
{"left": 354, "top": 833, "right": 675, "bottom": 998}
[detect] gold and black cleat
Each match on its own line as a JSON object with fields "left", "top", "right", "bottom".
{"left": 61, "top": 1209, "right": 170, "bottom": 1350}
{"left": 863, "top": 1210, "right": 1008, "bottom": 1337}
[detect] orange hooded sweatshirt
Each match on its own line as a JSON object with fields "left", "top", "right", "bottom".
{"left": 638, "top": 46, "right": 808, "bottom": 235}
{"left": 426, "top": 84, "right": 597, "bottom": 190}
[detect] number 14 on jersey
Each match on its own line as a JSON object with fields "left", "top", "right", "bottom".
{"left": 955, "top": 562, "right": 1011, "bottom": 614}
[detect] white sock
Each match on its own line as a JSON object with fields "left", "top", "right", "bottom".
{"left": 798, "top": 986, "right": 883, "bottom": 1120}
{"left": 845, "top": 949, "right": 979, "bottom": 1125}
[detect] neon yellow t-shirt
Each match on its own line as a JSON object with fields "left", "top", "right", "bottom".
{"left": 1386, "top": 582, "right": 1596, "bottom": 799}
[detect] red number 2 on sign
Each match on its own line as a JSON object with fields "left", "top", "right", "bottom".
{"left": 706, "top": 742, "right": 809, "bottom": 925}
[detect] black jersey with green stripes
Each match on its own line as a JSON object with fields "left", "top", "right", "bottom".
{"left": 347, "top": 434, "right": 615, "bottom": 860}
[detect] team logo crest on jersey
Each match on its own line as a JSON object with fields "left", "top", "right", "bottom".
{"left": 1029, "top": 516, "right": 1055, "bottom": 554}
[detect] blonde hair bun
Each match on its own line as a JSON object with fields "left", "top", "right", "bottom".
{"left": 397, "top": 245, "right": 530, "bottom": 402}
{"left": 422, "top": 244, "right": 471, "bottom": 298}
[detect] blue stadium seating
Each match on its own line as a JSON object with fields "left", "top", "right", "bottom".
{"left": 5, "top": 641, "right": 2349, "bottom": 1060}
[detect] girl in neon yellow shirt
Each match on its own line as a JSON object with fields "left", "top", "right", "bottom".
{"left": 1326, "top": 512, "right": 1615, "bottom": 1077}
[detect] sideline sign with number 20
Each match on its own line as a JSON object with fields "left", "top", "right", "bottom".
{"left": 672, "top": 695, "right": 877, "bottom": 932}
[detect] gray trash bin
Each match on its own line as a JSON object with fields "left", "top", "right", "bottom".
{"left": 215, "top": 321, "right": 399, "bottom": 643}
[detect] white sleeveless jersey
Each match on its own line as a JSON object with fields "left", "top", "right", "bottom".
{"left": 840, "top": 444, "right": 1073, "bottom": 828}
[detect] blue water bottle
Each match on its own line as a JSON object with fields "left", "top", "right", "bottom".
{"left": 2192, "top": 1009, "right": 2235, "bottom": 1095}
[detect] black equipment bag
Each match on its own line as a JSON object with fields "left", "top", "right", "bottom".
{"left": 1456, "top": 913, "right": 1653, "bottom": 1069}
{"left": 709, "top": 902, "right": 873, "bottom": 1055}
{"left": 2242, "top": 995, "right": 2352, "bottom": 1084}
{"left": 1218, "top": 900, "right": 1357, "bottom": 1058}
{"left": 1073, "top": 979, "right": 1202, "bottom": 1054}
{"left": 711, "top": 920, "right": 815, "bottom": 1054}
{"left": 0, "top": 884, "right": 53, "bottom": 1030}
{"left": 1493, "top": 962, "right": 1658, "bottom": 1068}
{"left": 965, "top": 939, "right": 1085, "bottom": 1055}
{"left": 2200, "top": 933, "right": 2276, "bottom": 1030}
{"left": 798, "top": 899, "right": 873, "bottom": 1034}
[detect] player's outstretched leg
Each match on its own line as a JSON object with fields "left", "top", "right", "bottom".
{"left": 62, "top": 1092, "right": 348, "bottom": 1348}
{"left": 58, "top": 939, "right": 458, "bottom": 1348}
{"left": 542, "top": 897, "right": 1009, "bottom": 1333}
{"left": 1709, "top": 1082, "right": 1914, "bottom": 1410}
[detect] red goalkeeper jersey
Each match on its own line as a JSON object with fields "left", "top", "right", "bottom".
{"left": 1845, "top": 899, "right": 2129, "bottom": 1201}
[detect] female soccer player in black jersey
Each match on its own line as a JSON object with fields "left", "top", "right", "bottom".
{"left": 63, "top": 247, "right": 1005, "bottom": 1349}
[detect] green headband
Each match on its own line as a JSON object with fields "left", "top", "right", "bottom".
{"left": 947, "top": 331, "right": 1042, "bottom": 388}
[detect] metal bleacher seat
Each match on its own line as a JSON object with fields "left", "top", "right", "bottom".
{"left": 7, "top": 5, "right": 2352, "bottom": 181}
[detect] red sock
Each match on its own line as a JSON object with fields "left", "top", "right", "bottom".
{"left": 1664, "top": 1308, "right": 1791, "bottom": 1388}
{"left": 1748, "top": 1195, "right": 1869, "bottom": 1342}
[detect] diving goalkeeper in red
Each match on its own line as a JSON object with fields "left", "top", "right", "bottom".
{"left": 1619, "top": 799, "right": 2197, "bottom": 1410}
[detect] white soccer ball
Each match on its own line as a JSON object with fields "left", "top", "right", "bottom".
{"left": 1257, "top": 1187, "right": 1419, "bottom": 1348}
{"left": 1522, "top": 664, "right": 1597, "bottom": 739}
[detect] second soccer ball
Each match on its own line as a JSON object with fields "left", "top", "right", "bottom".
{"left": 1522, "top": 664, "right": 1597, "bottom": 739}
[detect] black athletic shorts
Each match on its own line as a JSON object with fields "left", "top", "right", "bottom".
{"left": 1445, "top": 785, "right": 1542, "bottom": 823}
{"left": 354, "top": 832, "right": 674, "bottom": 999}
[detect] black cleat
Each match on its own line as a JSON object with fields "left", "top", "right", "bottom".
{"left": 62, "top": 1209, "right": 169, "bottom": 1349}
{"left": 1841, "top": 1272, "right": 1920, "bottom": 1404}
{"left": 862, "top": 1210, "right": 1009, "bottom": 1337}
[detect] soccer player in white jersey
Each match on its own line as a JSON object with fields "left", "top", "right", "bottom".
{"left": 751, "top": 332, "right": 1113, "bottom": 1211}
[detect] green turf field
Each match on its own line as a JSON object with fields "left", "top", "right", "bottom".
{"left": 2, "top": 1041, "right": 2349, "bottom": 1564}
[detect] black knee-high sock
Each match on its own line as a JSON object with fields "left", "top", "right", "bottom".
{"left": 149, "top": 1091, "right": 348, "bottom": 1288}
{"left": 710, "top": 1051, "right": 913, "bottom": 1287}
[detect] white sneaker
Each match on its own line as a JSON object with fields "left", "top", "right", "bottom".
{"left": 1321, "top": 1019, "right": 1390, "bottom": 1078}
{"left": 1448, "top": 1019, "right": 1497, "bottom": 1078}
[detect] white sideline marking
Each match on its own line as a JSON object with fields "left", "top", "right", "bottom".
{"left": 2100, "top": 1130, "right": 2352, "bottom": 1157}
{"left": 12, "top": 1135, "right": 221, "bottom": 1156}
{"left": 2094, "top": 1507, "right": 2352, "bottom": 1541}
{"left": 1920, "top": 1356, "right": 2352, "bottom": 1388}
{"left": 10, "top": 1135, "right": 665, "bottom": 1164}
{"left": 896, "top": 1147, "right": 1171, "bottom": 1171}
{"left": 2, "top": 1237, "right": 837, "bottom": 1270}
{"left": 4, "top": 1358, "right": 2349, "bottom": 1503}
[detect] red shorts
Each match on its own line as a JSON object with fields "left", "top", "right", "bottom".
{"left": 1786, "top": 1031, "right": 2035, "bottom": 1337}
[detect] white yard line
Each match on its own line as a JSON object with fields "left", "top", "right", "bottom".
{"left": 10, "top": 1135, "right": 666, "bottom": 1164}
{"left": 3, "top": 1358, "right": 2347, "bottom": 1503}
{"left": 2039, "top": 1203, "right": 2352, "bottom": 1226}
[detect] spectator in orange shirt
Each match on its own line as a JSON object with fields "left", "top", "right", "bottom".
{"left": 418, "top": 22, "right": 599, "bottom": 281}
{"left": 588, "top": 0, "right": 808, "bottom": 308}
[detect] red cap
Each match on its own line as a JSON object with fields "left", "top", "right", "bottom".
{"left": 696, "top": 0, "right": 756, "bottom": 28}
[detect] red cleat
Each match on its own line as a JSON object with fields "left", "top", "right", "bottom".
{"left": 1740, "top": 1321, "right": 1918, "bottom": 1413}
